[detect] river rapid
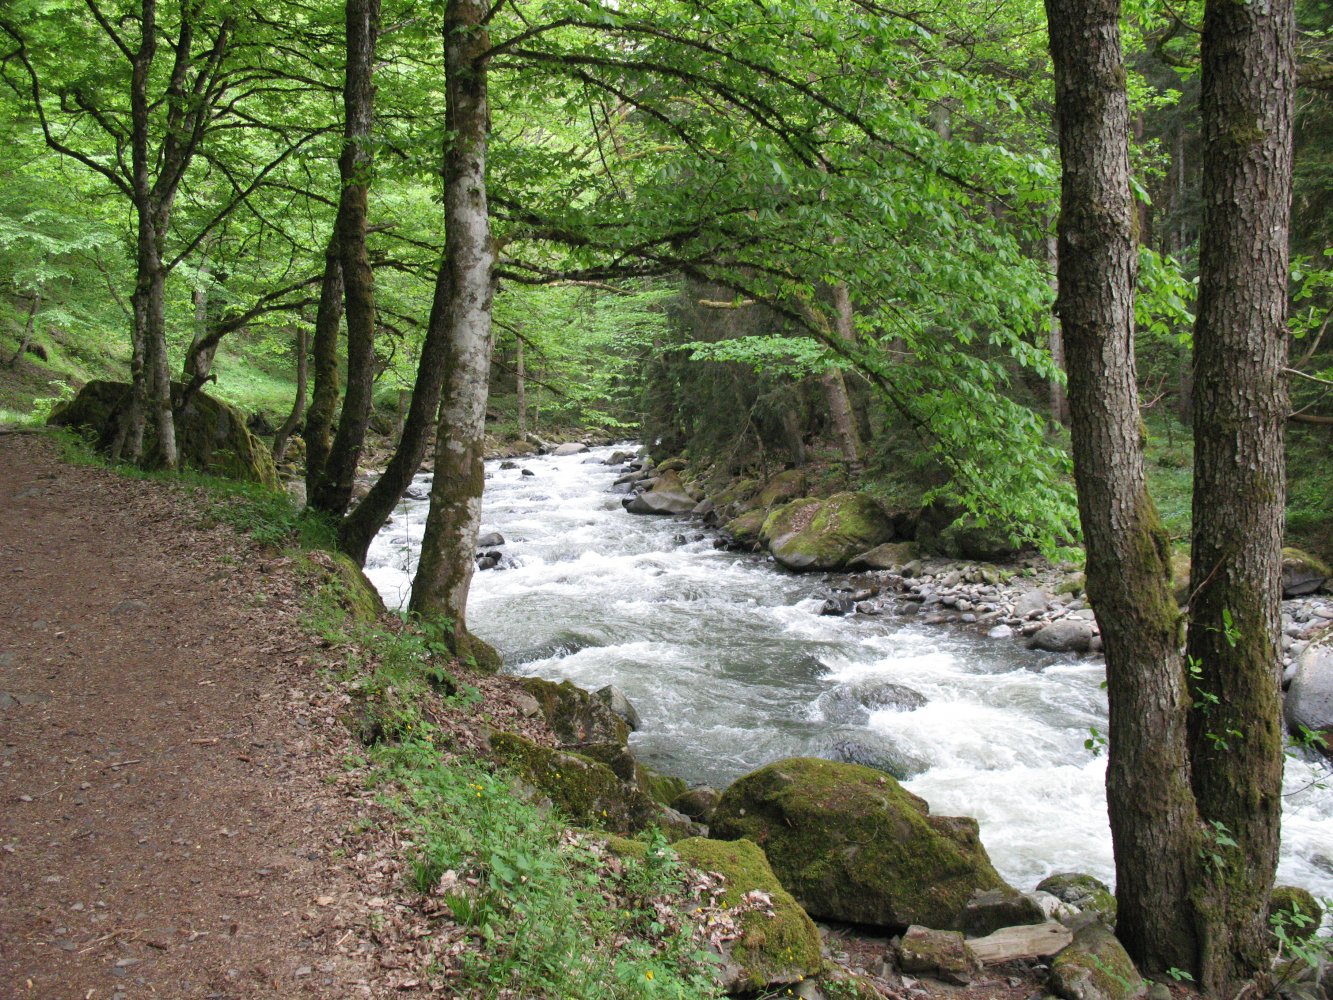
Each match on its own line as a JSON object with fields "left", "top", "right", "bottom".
{"left": 364, "top": 444, "right": 1333, "bottom": 900}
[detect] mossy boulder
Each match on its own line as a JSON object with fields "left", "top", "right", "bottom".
{"left": 895, "top": 926, "right": 980, "bottom": 985}
{"left": 519, "top": 677, "right": 630, "bottom": 746}
{"left": 1036, "top": 873, "right": 1116, "bottom": 927}
{"left": 1049, "top": 922, "right": 1144, "bottom": 1000}
{"left": 491, "top": 732, "right": 665, "bottom": 834}
{"left": 724, "top": 508, "right": 768, "bottom": 548}
{"left": 751, "top": 469, "right": 808, "bottom": 511}
{"left": 937, "top": 518, "right": 1024, "bottom": 563}
{"left": 655, "top": 455, "right": 688, "bottom": 474}
{"left": 1269, "top": 885, "right": 1323, "bottom": 944}
{"left": 318, "top": 551, "right": 386, "bottom": 626}
{"left": 49, "top": 380, "right": 278, "bottom": 487}
{"left": 673, "top": 837, "right": 823, "bottom": 992}
{"left": 710, "top": 758, "right": 1009, "bottom": 930}
{"left": 575, "top": 742, "right": 687, "bottom": 807}
{"left": 956, "top": 888, "right": 1046, "bottom": 937}
{"left": 761, "top": 493, "right": 896, "bottom": 572}
{"left": 1283, "top": 547, "right": 1331, "bottom": 597}
{"left": 623, "top": 469, "right": 697, "bottom": 515}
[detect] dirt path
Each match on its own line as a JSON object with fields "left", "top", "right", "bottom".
{"left": 0, "top": 434, "right": 391, "bottom": 999}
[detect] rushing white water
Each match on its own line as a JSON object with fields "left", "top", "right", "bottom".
{"left": 365, "top": 445, "right": 1333, "bottom": 898}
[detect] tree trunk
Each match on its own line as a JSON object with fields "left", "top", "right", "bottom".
{"left": 515, "top": 333, "right": 527, "bottom": 437}
{"left": 1045, "top": 231, "right": 1070, "bottom": 426}
{"left": 8, "top": 291, "right": 40, "bottom": 368}
{"left": 273, "top": 324, "right": 309, "bottom": 465}
{"left": 338, "top": 265, "right": 451, "bottom": 565}
{"left": 408, "top": 0, "right": 495, "bottom": 666}
{"left": 823, "top": 282, "right": 862, "bottom": 464}
{"left": 1045, "top": 0, "right": 1201, "bottom": 975}
{"left": 1185, "top": 0, "right": 1295, "bottom": 991}
{"left": 309, "top": 0, "right": 380, "bottom": 516}
{"left": 304, "top": 233, "right": 345, "bottom": 499}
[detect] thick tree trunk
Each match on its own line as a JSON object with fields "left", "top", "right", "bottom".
{"left": 310, "top": 0, "right": 380, "bottom": 516}
{"left": 304, "top": 234, "right": 345, "bottom": 499}
{"left": 132, "top": 214, "right": 177, "bottom": 470}
{"left": 1045, "top": 0, "right": 1201, "bottom": 975}
{"left": 1185, "top": 0, "right": 1294, "bottom": 991}
{"left": 408, "top": 0, "right": 495, "bottom": 666}
{"left": 8, "top": 291, "right": 40, "bottom": 368}
{"left": 339, "top": 265, "right": 451, "bottom": 565}
{"left": 273, "top": 325, "right": 309, "bottom": 465}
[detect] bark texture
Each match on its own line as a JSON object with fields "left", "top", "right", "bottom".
{"left": 1045, "top": 0, "right": 1201, "bottom": 975}
{"left": 408, "top": 0, "right": 495, "bottom": 661}
{"left": 824, "top": 282, "right": 862, "bottom": 464}
{"left": 272, "top": 325, "right": 309, "bottom": 466}
{"left": 310, "top": 0, "right": 380, "bottom": 516}
{"left": 305, "top": 234, "right": 345, "bottom": 499}
{"left": 1186, "top": 0, "right": 1295, "bottom": 991}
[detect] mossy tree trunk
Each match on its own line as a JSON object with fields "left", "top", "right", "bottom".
{"left": 272, "top": 324, "right": 308, "bottom": 465}
{"left": 304, "top": 233, "right": 345, "bottom": 499}
{"left": 408, "top": 0, "right": 494, "bottom": 658}
{"left": 1185, "top": 0, "right": 1294, "bottom": 991}
{"left": 310, "top": 0, "right": 380, "bottom": 517}
{"left": 1045, "top": 0, "right": 1202, "bottom": 975}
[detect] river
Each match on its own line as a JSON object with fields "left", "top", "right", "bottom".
{"left": 364, "top": 444, "right": 1333, "bottom": 900}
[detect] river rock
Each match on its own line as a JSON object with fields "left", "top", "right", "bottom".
{"left": 49, "top": 380, "right": 278, "bottom": 487}
{"left": 622, "top": 469, "right": 697, "bottom": 515}
{"left": 895, "top": 926, "right": 980, "bottom": 985}
{"left": 847, "top": 541, "right": 917, "bottom": 571}
{"left": 710, "top": 758, "right": 1010, "bottom": 930}
{"left": 1284, "top": 548, "right": 1331, "bottom": 597}
{"left": 655, "top": 456, "right": 688, "bottom": 474}
{"left": 761, "top": 493, "right": 896, "bottom": 572}
{"left": 1036, "top": 873, "right": 1116, "bottom": 926}
{"left": 476, "top": 551, "right": 501, "bottom": 570}
{"left": 723, "top": 508, "right": 767, "bottom": 549}
{"left": 518, "top": 677, "right": 629, "bottom": 746}
{"left": 825, "top": 739, "right": 928, "bottom": 781}
{"left": 672, "top": 786, "right": 721, "bottom": 822}
{"left": 672, "top": 837, "right": 823, "bottom": 992}
{"left": 500, "top": 460, "right": 518, "bottom": 470}
{"left": 575, "top": 742, "right": 687, "bottom": 807}
{"left": 1012, "top": 589, "right": 1052, "bottom": 619}
{"left": 1028, "top": 619, "right": 1096, "bottom": 653}
{"left": 1269, "top": 885, "right": 1323, "bottom": 943}
{"left": 477, "top": 531, "right": 505, "bottom": 548}
{"left": 1285, "top": 638, "right": 1333, "bottom": 755}
{"left": 552, "top": 442, "right": 588, "bottom": 456}
{"left": 404, "top": 482, "right": 430, "bottom": 501}
{"left": 604, "top": 450, "right": 635, "bottom": 466}
{"left": 816, "top": 681, "right": 927, "bottom": 725}
{"left": 521, "top": 468, "right": 535, "bottom": 477}
{"left": 1049, "top": 922, "right": 1144, "bottom": 1000}
{"left": 594, "top": 684, "right": 641, "bottom": 731}
{"left": 955, "top": 888, "right": 1046, "bottom": 937}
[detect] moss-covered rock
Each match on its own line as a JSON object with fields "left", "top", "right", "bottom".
{"left": 711, "top": 758, "right": 1008, "bottom": 930}
{"left": 491, "top": 733, "right": 662, "bottom": 833}
{"left": 576, "top": 742, "right": 687, "bottom": 806}
{"left": 655, "top": 456, "right": 688, "bottom": 474}
{"left": 623, "top": 469, "right": 697, "bottom": 515}
{"left": 673, "top": 786, "right": 721, "bottom": 823}
{"left": 956, "top": 888, "right": 1046, "bottom": 937}
{"left": 673, "top": 837, "right": 823, "bottom": 992}
{"left": 1283, "top": 547, "right": 1331, "bottom": 597}
{"left": 895, "top": 925, "right": 980, "bottom": 985}
{"left": 1269, "top": 885, "right": 1323, "bottom": 944}
{"left": 518, "top": 677, "right": 630, "bottom": 746}
{"left": 1036, "top": 873, "right": 1116, "bottom": 927}
{"left": 761, "top": 493, "right": 896, "bottom": 572}
{"left": 752, "top": 469, "right": 808, "bottom": 511}
{"left": 724, "top": 508, "right": 768, "bottom": 548}
{"left": 50, "top": 380, "right": 278, "bottom": 487}
{"left": 322, "top": 551, "right": 387, "bottom": 626}
{"left": 937, "top": 518, "right": 1024, "bottom": 563}
{"left": 847, "top": 541, "right": 917, "bottom": 571}
{"left": 1049, "top": 922, "right": 1144, "bottom": 1000}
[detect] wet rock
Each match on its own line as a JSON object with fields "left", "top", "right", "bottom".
{"left": 711, "top": 758, "right": 1010, "bottom": 930}
{"left": 477, "top": 531, "right": 506, "bottom": 548}
{"left": 404, "top": 482, "right": 430, "bottom": 501}
{"left": 552, "top": 442, "right": 588, "bottom": 456}
{"left": 1012, "top": 590, "right": 1051, "bottom": 619}
{"left": 1036, "top": 873, "right": 1116, "bottom": 926}
{"left": 476, "top": 551, "right": 501, "bottom": 571}
{"left": 521, "top": 468, "right": 535, "bottom": 477}
{"left": 622, "top": 470, "right": 696, "bottom": 515}
{"left": 1285, "top": 637, "right": 1333, "bottom": 757}
{"left": 825, "top": 739, "right": 928, "bottom": 781}
{"left": 604, "top": 450, "right": 635, "bottom": 465}
{"left": 499, "top": 460, "right": 519, "bottom": 470}
{"left": 820, "top": 595, "right": 858, "bottom": 616}
{"left": 816, "top": 682, "right": 927, "bottom": 725}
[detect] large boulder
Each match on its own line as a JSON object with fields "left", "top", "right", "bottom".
{"left": 1283, "top": 548, "right": 1330, "bottom": 597}
{"left": 49, "top": 380, "right": 278, "bottom": 487}
{"left": 518, "top": 677, "right": 630, "bottom": 746}
{"left": 710, "top": 758, "right": 1009, "bottom": 930}
{"left": 551, "top": 441, "right": 588, "bottom": 456}
{"left": 622, "top": 469, "right": 697, "bottom": 515}
{"left": 1028, "top": 619, "right": 1096, "bottom": 654}
{"left": 750, "top": 469, "right": 808, "bottom": 511}
{"left": 761, "top": 493, "right": 896, "bottom": 572}
{"left": 723, "top": 508, "right": 767, "bottom": 548}
{"left": 1285, "top": 638, "right": 1333, "bottom": 756}
{"left": 673, "top": 837, "right": 823, "bottom": 992}
{"left": 490, "top": 733, "right": 688, "bottom": 836}
{"left": 1049, "top": 922, "right": 1144, "bottom": 1000}
{"left": 847, "top": 541, "right": 917, "bottom": 571}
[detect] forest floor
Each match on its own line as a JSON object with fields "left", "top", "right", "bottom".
{"left": 0, "top": 430, "right": 1056, "bottom": 1000}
